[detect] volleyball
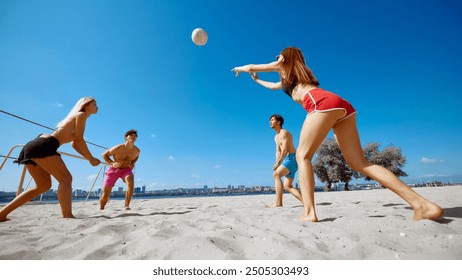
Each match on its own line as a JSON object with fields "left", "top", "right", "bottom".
{"left": 191, "top": 28, "right": 208, "bottom": 46}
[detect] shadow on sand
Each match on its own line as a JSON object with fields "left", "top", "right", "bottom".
{"left": 90, "top": 210, "right": 192, "bottom": 219}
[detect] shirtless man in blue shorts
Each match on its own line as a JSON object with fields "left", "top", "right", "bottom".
{"left": 269, "top": 114, "right": 303, "bottom": 207}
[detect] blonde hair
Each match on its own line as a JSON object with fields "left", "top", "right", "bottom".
{"left": 57, "top": 97, "right": 95, "bottom": 128}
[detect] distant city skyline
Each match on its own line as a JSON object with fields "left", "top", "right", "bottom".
{"left": 1, "top": 179, "right": 454, "bottom": 204}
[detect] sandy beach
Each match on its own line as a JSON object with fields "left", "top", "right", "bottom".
{"left": 0, "top": 185, "right": 461, "bottom": 260}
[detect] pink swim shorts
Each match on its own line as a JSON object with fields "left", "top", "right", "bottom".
{"left": 103, "top": 166, "right": 134, "bottom": 187}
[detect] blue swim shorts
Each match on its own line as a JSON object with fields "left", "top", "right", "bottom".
{"left": 281, "top": 153, "right": 298, "bottom": 179}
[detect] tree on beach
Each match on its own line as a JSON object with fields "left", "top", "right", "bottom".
{"left": 313, "top": 139, "right": 407, "bottom": 190}
{"left": 361, "top": 143, "right": 408, "bottom": 185}
{"left": 313, "top": 156, "right": 333, "bottom": 191}
{"left": 313, "top": 138, "right": 359, "bottom": 191}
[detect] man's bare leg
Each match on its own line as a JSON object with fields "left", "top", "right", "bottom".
{"left": 100, "top": 187, "right": 112, "bottom": 210}
{"left": 124, "top": 175, "right": 134, "bottom": 210}
{"left": 283, "top": 178, "right": 303, "bottom": 204}
{"left": 268, "top": 166, "right": 290, "bottom": 207}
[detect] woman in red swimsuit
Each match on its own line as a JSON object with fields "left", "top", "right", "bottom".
{"left": 232, "top": 46, "right": 443, "bottom": 222}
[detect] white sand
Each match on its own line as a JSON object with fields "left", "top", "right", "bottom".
{"left": 0, "top": 185, "right": 461, "bottom": 260}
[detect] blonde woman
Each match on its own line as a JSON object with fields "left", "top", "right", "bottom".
{"left": 232, "top": 47, "right": 443, "bottom": 222}
{"left": 0, "top": 97, "right": 101, "bottom": 222}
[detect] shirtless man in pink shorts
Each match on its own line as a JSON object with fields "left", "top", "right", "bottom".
{"left": 100, "top": 129, "right": 140, "bottom": 210}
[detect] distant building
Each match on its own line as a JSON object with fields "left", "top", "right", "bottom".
{"left": 74, "top": 189, "right": 83, "bottom": 197}
{"left": 115, "top": 187, "right": 124, "bottom": 195}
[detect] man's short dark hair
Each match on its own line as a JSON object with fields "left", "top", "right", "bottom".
{"left": 125, "top": 129, "right": 138, "bottom": 137}
{"left": 270, "top": 114, "right": 284, "bottom": 127}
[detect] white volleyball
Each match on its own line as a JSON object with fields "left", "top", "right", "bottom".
{"left": 191, "top": 28, "right": 208, "bottom": 46}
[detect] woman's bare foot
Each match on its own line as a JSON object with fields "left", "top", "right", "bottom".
{"left": 298, "top": 213, "right": 318, "bottom": 222}
{"left": 63, "top": 214, "right": 76, "bottom": 219}
{"left": 0, "top": 216, "right": 10, "bottom": 222}
{"left": 266, "top": 204, "right": 283, "bottom": 208}
{"left": 124, "top": 206, "right": 131, "bottom": 210}
{"left": 413, "top": 201, "right": 444, "bottom": 221}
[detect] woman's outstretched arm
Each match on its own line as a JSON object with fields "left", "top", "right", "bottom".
{"left": 250, "top": 72, "right": 282, "bottom": 90}
{"left": 231, "top": 60, "right": 279, "bottom": 77}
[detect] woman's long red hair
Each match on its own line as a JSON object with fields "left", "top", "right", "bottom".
{"left": 280, "top": 47, "right": 319, "bottom": 92}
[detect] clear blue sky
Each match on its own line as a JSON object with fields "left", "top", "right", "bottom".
{"left": 1, "top": 0, "right": 461, "bottom": 192}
